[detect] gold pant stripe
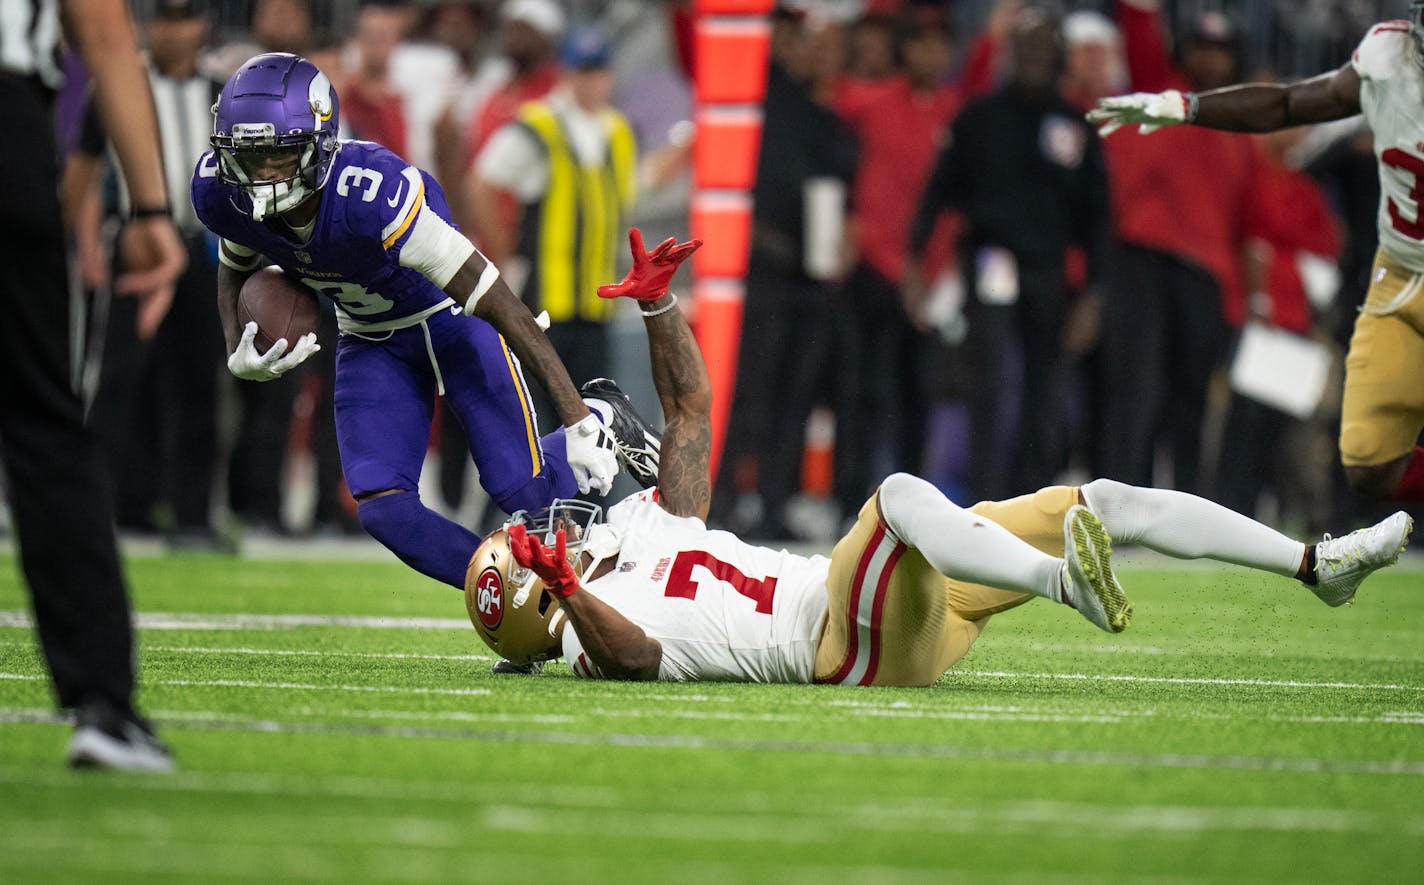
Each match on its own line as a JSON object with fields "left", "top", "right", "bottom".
{"left": 498, "top": 335, "right": 541, "bottom": 477}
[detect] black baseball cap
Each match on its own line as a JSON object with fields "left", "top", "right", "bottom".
{"left": 1187, "top": 11, "right": 1240, "bottom": 46}
{"left": 154, "top": 0, "right": 204, "bottom": 20}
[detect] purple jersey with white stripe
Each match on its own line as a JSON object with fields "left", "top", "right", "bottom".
{"left": 191, "top": 140, "right": 450, "bottom": 325}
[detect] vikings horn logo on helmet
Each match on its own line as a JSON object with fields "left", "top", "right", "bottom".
{"left": 308, "top": 71, "right": 333, "bottom": 123}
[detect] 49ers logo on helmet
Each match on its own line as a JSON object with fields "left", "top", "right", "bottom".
{"left": 474, "top": 567, "right": 504, "bottom": 629}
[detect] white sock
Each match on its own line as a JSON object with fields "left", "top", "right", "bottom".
{"left": 878, "top": 473, "right": 1065, "bottom": 602}
{"left": 1080, "top": 479, "right": 1305, "bottom": 577}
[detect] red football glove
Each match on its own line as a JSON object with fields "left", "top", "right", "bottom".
{"left": 597, "top": 227, "right": 703, "bottom": 302}
{"left": 507, "top": 524, "right": 581, "bottom": 598}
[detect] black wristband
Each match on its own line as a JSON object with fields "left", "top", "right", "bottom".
{"left": 131, "top": 204, "right": 172, "bottom": 219}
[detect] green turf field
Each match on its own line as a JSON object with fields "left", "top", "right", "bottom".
{"left": 1, "top": 552, "right": 1421, "bottom": 883}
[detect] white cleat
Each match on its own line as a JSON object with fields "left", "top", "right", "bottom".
{"left": 1061, "top": 505, "right": 1132, "bottom": 633}
{"left": 1311, "top": 511, "right": 1414, "bottom": 607}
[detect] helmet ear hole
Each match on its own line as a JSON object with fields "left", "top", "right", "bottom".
{"left": 537, "top": 589, "right": 554, "bottom": 616}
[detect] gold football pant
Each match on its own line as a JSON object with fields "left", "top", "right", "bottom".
{"left": 1340, "top": 248, "right": 1424, "bottom": 467}
{"left": 814, "top": 485, "right": 1080, "bottom": 687}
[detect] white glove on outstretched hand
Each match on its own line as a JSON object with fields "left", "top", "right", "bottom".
{"left": 563, "top": 413, "right": 618, "bottom": 496}
{"left": 227, "top": 321, "right": 321, "bottom": 381}
{"left": 1087, "top": 90, "right": 1192, "bottom": 136}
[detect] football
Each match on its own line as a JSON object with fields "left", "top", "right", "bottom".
{"left": 237, "top": 267, "right": 320, "bottom": 353}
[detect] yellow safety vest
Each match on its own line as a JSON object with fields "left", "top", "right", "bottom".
{"left": 516, "top": 101, "right": 637, "bottom": 323}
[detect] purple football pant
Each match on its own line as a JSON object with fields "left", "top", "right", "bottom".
{"left": 335, "top": 307, "right": 577, "bottom": 588}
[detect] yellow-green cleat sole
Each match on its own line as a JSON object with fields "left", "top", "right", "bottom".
{"left": 1069, "top": 507, "right": 1133, "bottom": 633}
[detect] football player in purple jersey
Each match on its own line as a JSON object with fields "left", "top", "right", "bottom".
{"left": 192, "top": 53, "right": 658, "bottom": 589}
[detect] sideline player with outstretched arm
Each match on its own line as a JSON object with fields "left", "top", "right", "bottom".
{"left": 1088, "top": 4, "right": 1424, "bottom": 504}
{"left": 462, "top": 230, "right": 1412, "bottom": 686}
{"left": 192, "top": 53, "right": 657, "bottom": 590}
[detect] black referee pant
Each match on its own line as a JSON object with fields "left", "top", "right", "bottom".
{"left": 712, "top": 253, "right": 831, "bottom": 536}
{"left": 1098, "top": 244, "right": 1228, "bottom": 494}
{"left": 0, "top": 73, "right": 135, "bottom": 715}
{"left": 835, "top": 262, "right": 934, "bottom": 512}
{"left": 91, "top": 230, "right": 224, "bottom": 534}
{"left": 963, "top": 262, "right": 1070, "bottom": 503}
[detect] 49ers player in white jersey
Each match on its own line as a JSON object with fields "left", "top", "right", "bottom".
{"left": 1089, "top": 3, "right": 1424, "bottom": 503}
{"left": 464, "top": 229, "right": 1410, "bottom": 686}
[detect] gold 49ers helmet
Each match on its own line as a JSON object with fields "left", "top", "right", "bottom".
{"left": 463, "top": 500, "right": 621, "bottom": 665}
{"left": 464, "top": 527, "right": 565, "bottom": 665}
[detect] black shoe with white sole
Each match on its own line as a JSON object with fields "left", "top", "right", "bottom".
{"left": 67, "top": 700, "right": 174, "bottom": 773}
{"left": 490, "top": 659, "right": 545, "bottom": 675}
{"left": 580, "top": 378, "right": 661, "bottom": 488}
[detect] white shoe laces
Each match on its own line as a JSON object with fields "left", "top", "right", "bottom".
{"left": 1316, "top": 532, "right": 1364, "bottom": 577}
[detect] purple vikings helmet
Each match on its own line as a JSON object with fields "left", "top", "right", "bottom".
{"left": 211, "top": 53, "right": 340, "bottom": 220}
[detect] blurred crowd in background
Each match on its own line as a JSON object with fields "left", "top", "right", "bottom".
{"left": 37, "top": 0, "right": 1421, "bottom": 558}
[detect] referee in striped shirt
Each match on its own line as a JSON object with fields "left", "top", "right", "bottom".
{"left": 1, "top": 0, "right": 185, "bottom": 770}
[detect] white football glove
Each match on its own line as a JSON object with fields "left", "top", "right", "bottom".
{"left": 563, "top": 413, "right": 618, "bottom": 496}
{"left": 227, "top": 321, "right": 320, "bottom": 381}
{"left": 1087, "top": 90, "right": 1191, "bottom": 137}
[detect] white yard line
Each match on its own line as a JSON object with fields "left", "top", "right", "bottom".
{"left": 144, "top": 645, "right": 494, "bottom": 662}
{"left": 0, "top": 674, "right": 488, "bottom": 696}
{"left": 9, "top": 695, "right": 1418, "bottom": 731}
{"left": 957, "top": 670, "right": 1424, "bottom": 691}
{"left": 2, "top": 706, "right": 1422, "bottom": 776}
{"left": 587, "top": 708, "right": 806, "bottom": 723}
{"left": 0, "top": 845, "right": 986, "bottom": 885}
{"left": 987, "top": 639, "right": 1422, "bottom": 664}
{"left": 481, "top": 800, "right": 1424, "bottom": 840}
{"left": 5, "top": 634, "right": 1424, "bottom": 695}
{"left": 0, "top": 728, "right": 1422, "bottom": 841}
{"left": 0, "top": 611, "right": 470, "bottom": 631}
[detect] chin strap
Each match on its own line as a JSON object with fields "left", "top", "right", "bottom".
{"left": 578, "top": 522, "right": 624, "bottom": 580}
{"left": 247, "top": 180, "right": 311, "bottom": 222}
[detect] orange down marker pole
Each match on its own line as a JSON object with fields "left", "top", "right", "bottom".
{"left": 690, "top": 2, "right": 770, "bottom": 480}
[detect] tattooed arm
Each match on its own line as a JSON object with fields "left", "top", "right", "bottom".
{"left": 596, "top": 229, "right": 711, "bottom": 518}
{"left": 639, "top": 294, "right": 713, "bottom": 520}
